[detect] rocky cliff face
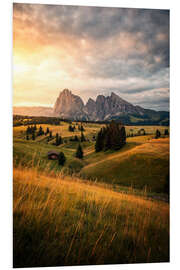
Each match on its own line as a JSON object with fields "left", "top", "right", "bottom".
{"left": 14, "top": 89, "right": 169, "bottom": 125}
{"left": 53, "top": 89, "right": 88, "bottom": 120}
{"left": 53, "top": 89, "right": 154, "bottom": 121}
{"left": 84, "top": 92, "right": 145, "bottom": 121}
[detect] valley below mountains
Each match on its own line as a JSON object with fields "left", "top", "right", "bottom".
{"left": 14, "top": 89, "right": 169, "bottom": 125}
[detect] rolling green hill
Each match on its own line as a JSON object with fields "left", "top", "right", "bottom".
{"left": 81, "top": 138, "right": 169, "bottom": 193}
{"left": 13, "top": 122, "right": 169, "bottom": 195}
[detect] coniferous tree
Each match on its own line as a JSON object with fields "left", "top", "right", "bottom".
{"left": 26, "top": 126, "right": 30, "bottom": 134}
{"left": 76, "top": 144, "right": 83, "bottom": 159}
{"left": 78, "top": 124, "right": 85, "bottom": 131}
{"left": 55, "top": 133, "right": 59, "bottom": 146}
{"left": 49, "top": 131, "right": 52, "bottom": 139}
{"left": 58, "top": 135, "right": 63, "bottom": 145}
{"left": 95, "top": 128, "right": 105, "bottom": 152}
{"left": 37, "top": 126, "right": 44, "bottom": 136}
{"left": 74, "top": 135, "right": 79, "bottom": 142}
{"left": 32, "top": 130, "right": 35, "bottom": 140}
{"left": 155, "top": 129, "right": 161, "bottom": 139}
{"left": 95, "top": 121, "right": 126, "bottom": 152}
{"left": 119, "top": 126, "right": 126, "bottom": 147}
{"left": 58, "top": 152, "right": 66, "bottom": 166}
{"left": 103, "top": 128, "right": 111, "bottom": 151}
{"left": 80, "top": 131, "right": 86, "bottom": 142}
{"left": 69, "top": 125, "right": 75, "bottom": 132}
{"left": 46, "top": 127, "right": 50, "bottom": 134}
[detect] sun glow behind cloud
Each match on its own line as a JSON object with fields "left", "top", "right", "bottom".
{"left": 13, "top": 3, "right": 169, "bottom": 110}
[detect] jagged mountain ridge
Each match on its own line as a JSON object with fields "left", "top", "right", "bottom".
{"left": 13, "top": 89, "right": 169, "bottom": 125}
{"left": 53, "top": 89, "right": 146, "bottom": 121}
{"left": 53, "top": 89, "right": 169, "bottom": 125}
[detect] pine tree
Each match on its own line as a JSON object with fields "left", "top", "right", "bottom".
{"left": 69, "top": 125, "right": 75, "bottom": 132}
{"left": 155, "top": 129, "right": 161, "bottom": 139}
{"left": 95, "top": 128, "right": 104, "bottom": 152}
{"left": 164, "top": 129, "right": 169, "bottom": 136}
{"left": 74, "top": 135, "right": 79, "bottom": 142}
{"left": 55, "top": 133, "right": 59, "bottom": 146}
{"left": 58, "top": 152, "right": 66, "bottom": 166}
{"left": 95, "top": 121, "right": 126, "bottom": 152}
{"left": 58, "top": 135, "right": 63, "bottom": 145}
{"left": 46, "top": 127, "right": 50, "bottom": 134}
{"left": 37, "top": 126, "right": 44, "bottom": 136}
{"left": 76, "top": 144, "right": 83, "bottom": 159}
{"left": 26, "top": 126, "right": 30, "bottom": 134}
{"left": 32, "top": 130, "right": 35, "bottom": 140}
{"left": 103, "top": 128, "right": 111, "bottom": 151}
{"left": 119, "top": 126, "right": 126, "bottom": 147}
{"left": 80, "top": 131, "right": 86, "bottom": 142}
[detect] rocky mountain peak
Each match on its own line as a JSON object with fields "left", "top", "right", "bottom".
{"left": 53, "top": 89, "right": 86, "bottom": 119}
{"left": 110, "top": 92, "right": 118, "bottom": 98}
{"left": 51, "top": 89, "right": 168, "bottom": 123}
{"left": 60, "top": 89, "right": 72, "bottom": 96}
{"left": 96, "top": 95, "right": 106, "bottom": 102}
{"left": 14, "top": 89, "right": 169, "bottom": 125}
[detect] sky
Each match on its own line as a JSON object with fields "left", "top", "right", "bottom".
{"left": 13, "top": 3, "right": 169, "bottom": 111}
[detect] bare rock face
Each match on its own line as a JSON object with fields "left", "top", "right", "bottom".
{"left": 84, "top": 98, "right": 97, "bottom": 120}
{"left": 53, "top": 89, "right": 146, "bottom": 120}
{"left": 108, "top": 92, "right": 145, "bottom": 115}
{"left": 53, "top": 89, "right": 88, "bottom": 120}
{"left": 84, "top": 92, "right": 145, "bottom": 121}
{"left": 13, "top": 89, "right": 169, "bottom": 125}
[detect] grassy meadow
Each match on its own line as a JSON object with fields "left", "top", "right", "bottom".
{"left": 13, "top": 120, "right": 170, "bottom": 267}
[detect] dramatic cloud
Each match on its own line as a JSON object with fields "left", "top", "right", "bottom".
{"left": 13, "top": 3, "right": 169, "bottom": 111}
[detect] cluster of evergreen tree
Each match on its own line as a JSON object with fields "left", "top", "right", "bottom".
{"left": 54, "top": 133, "right": 63, "bottom": 146}
{"left": 26, "top": 125, "right": 37, "bottom": 140}
{"left": 37, "top": 126, "right": 45, "bottom": 136}
{"left": 78, "top": 125, "right": 85, "bottom": 131}
{"left": 26, "top": 125, "right": 55, "bottom": 141}
{"left": 95, "top": 121, "right": 126, "bottom": 152}
{"left": 155, "top": 129, "right": 161, "bottom": 139}
{"left": 47, "top": 131, "right": 53, "bottom": 142}
{"left": 14, "top": 115, "right": 61, "bottom": 126}
{"left": 69, "top": 135, "right": 79, "bottom": 142}
{"left": 26, "top": 125, "right": 37, "bottom": 134}
{"left": 75, "top": 144, "right": 83, "bottom": 159}
{"left": 45, "top": 127, "right": 50, "bottom": 135}
{"left": 164, "top": 129, "right": 169, "bottom": 136}
{"left": 68, "top": 125, "right": 76, "bottom": 132}
{"left": 80, "top": 131, "right": 86, "bottom": 142}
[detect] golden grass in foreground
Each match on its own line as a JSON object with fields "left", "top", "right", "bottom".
{"left": 13, "top": 168, "right": 169, "bottom": 267}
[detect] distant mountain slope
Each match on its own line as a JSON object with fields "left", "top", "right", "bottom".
{"left": 13, "top": 106, "right": 53, "bottom": 117}
{"left": 13, "top": 89, "right": 169, "bottom": 125}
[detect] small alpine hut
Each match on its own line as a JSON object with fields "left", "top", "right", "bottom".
{"left": 47, "top": 150, "right": 59, "bottom": 160}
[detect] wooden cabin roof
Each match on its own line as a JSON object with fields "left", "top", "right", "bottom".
{"left": 47, "top": 150, "right": 59, "bottom": 156}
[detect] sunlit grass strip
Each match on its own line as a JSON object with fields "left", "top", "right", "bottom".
{"left": 13, "top": 167, "right": 169, "bottom": 267}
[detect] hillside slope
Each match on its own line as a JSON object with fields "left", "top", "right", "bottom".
{"left": 13, "top": 167, "right": 169, "bottom": 267}
{"left": 81, "top": 138, "right": 169, "bottom": 193}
